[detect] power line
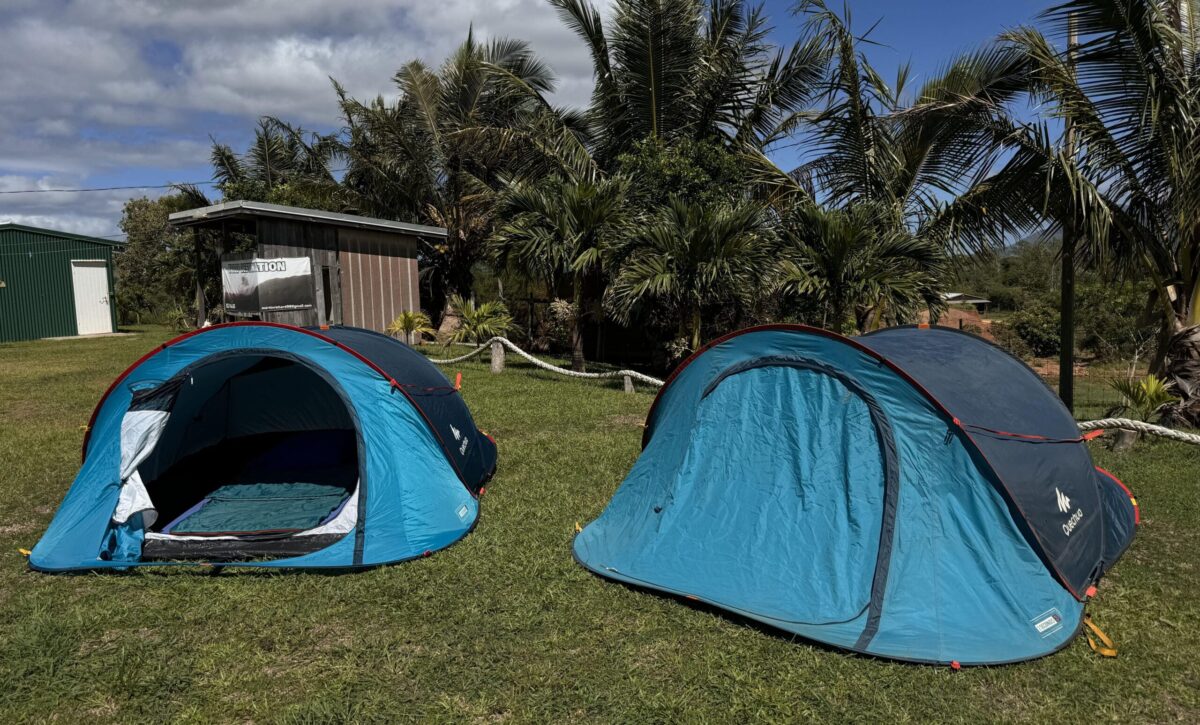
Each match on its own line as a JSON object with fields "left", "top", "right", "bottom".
{"left": 0, "top": 181, "right": 219, "bottom": 195}
{"left": 0, "top": 169, "right": 348, "bottom": 195}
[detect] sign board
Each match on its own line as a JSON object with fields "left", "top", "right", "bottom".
{"left": 221, "top": 257, "right": 314, "bottom": 315}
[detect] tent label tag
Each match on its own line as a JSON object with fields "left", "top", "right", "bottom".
{"left": 457, "top": 504, "right": 469, "bottom": 520}
{"left": 1031, "top": 609, "right": 1064, "bottom": 637}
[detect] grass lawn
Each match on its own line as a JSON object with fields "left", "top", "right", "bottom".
{"left": 1, "top": 326, "right": 1198, "bottom": 722}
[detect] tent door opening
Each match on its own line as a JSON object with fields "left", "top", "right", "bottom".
{"left": 661, "top": 360, "right": 891, "bottom": 624}
{"left": 110, "top": 353, "right": 362, "bottom": 561}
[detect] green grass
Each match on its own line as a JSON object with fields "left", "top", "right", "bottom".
{"left": 1, "top": 327, "right": 1198, "bottom": 722}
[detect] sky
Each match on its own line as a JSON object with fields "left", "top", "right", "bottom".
{"left": 0, "top": 0, "right": 1048, "bottom": 239}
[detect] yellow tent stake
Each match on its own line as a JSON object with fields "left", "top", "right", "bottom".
{"left": 574, "top": 521, "right": 582, "bottom": 534}
{"left": 17, "top": 548, "right": 31, "bottom": 557}
{"left": 1084, "top": 615, "right": 1118, "bottom": 658}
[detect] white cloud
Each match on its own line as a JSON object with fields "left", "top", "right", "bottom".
{"left": 0, "top": 0, "right": 602, "bottom": 236}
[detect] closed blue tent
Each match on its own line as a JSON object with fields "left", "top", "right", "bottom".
{"left": 574, "top": 325, "right": 1138, "bottom": 665}
{"left": 31, "top": 322, "right": 496, "bottom": 572}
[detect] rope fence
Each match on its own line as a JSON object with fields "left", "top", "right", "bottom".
{"left": 1077, "top": 418, "right": 1200, "bottom": 446}
{"left": 426, "top": 337, "right": 665, "bottom": 387}
{"left": 426, "top": 337, "right": 1200, "bottom": 446}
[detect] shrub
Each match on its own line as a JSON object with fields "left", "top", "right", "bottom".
{"left": 1002, "top": 304, "right": 1061, "bottom": 357}
{"left": 386, "top": 311, "right": 435, "bottom": 346}
{"left": 1076, "top": 282, "right": 1157, "bottom": 361}
{"left": 446, "top": 295, "right": 513, "bottom": 345}
{"left": 1111, "top": 374, "right": 1178, "bottom": 422}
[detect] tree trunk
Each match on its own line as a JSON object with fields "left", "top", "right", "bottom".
{"left": 569, "top": 318, "right": 586, "bottom": 373}
{"left": 1163, "top": 314, "right": 1200, "bottom": 426}
{"left": 691, "top": 306, "right": 702, "bottom": 352}
{"left": 436, "top": 298, "right": 461, "bottom": 345}
{"left": 569, "top": 288, "right": 586, "bottom": 373}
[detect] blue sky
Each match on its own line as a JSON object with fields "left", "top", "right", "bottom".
{"left": 0, "top": 0, "right": 1049, "bottom": 238}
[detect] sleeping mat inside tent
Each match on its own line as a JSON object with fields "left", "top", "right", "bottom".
{"left": 160, "top": 483, "right": 351, "bottom": 535}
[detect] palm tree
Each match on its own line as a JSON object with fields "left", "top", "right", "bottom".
{"left": 210, "top": 118, "right": 342, "bottom": 207}
{"left": 386, "top": 310, "right": 436, "bottom": 346}
{"left": 607, "top": 197, "right": 774, "bottom": 350}
{"left": 491, "top": 175, "right": 630, "bottom": 370}
{"left": 1002, "top": 1, "right": 1200, "bottom": 423}
{"left": 335, "top": 30, "right": 565, "bottom": 318}
{"left": 446, "top": 295, "right": 514, "bottom": 345}
{"left": 549, "top": 0, "right": 829, "bottom": 168}
{"left": 778, "top": 203, "right": 947, "bottom": 333}
{"left": 756, "top": 4, "right": 1046, "bottom": 334}
{"left": 790, "top": 4, "right": 1025, "bottom": 257}
{"left": 910, "top": 1, "right": 1200, "bottom": 424}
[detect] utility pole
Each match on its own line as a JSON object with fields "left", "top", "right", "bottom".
{"left": 1059, "top": 13, "right": 1078, "bottom": 412}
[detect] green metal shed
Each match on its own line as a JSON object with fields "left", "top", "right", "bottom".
{"left": 0, "top": 223, "right": 125, "bottom": 343}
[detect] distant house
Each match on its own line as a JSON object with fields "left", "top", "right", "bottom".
{"left": 941, "top": 291, "right": 991, "bottom": 314}
{"left": 0, "top": 223, "right": 124, "bottom": 343}
{"left": 168, "top": 201, "right": 447, "bottom": 332}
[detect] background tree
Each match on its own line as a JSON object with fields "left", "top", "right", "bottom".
{"left": 550, "top": 0, "right": 829, "bottom": 168}
{"left": 607, "top": 197, "right": 774, "bottom": 350}
{"left": 777, "top": 203, "right": 946, "bottom": 333}
{"left": 445, "top": 295, "right": 514, "bottom": 344}
{"left": 491, "top": 175, "right": 630, "bottom": 370}
{"left": 386, "top": 310, "right": 436, "bottom": 346}
{"left": 335, "top": 31, "right": 566, "bottom": 320}
{"left": 116, "top": 186, "right": 234, "bottom": 327}
{"left": 1002, "top": 0, "right": 1200, "bottom": 423}
{"left": 211, "top": 118, "right": 344, "bottom": 210}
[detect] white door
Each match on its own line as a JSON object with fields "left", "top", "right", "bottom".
{"left": 70, "top": 260, "right": 113, "bottom": 335}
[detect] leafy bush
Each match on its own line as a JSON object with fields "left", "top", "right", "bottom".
{"left": 386, "top": 311, "right": 435, "bottom": 345}
{"left": 446, "top": 295, "right": 512, "bottom": 345}
{"left": 1111, "top": 375, "right": 1178, "bottom": 422}
{"left": 998, "top": 304, "right": 1061, "bottom": 357}
{"left": 1077, "top": 282, "right": 1157, "bottom": 361}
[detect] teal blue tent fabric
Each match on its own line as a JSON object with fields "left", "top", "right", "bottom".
{"left": 31, "top": 322, "right": 496, "bottom": 572}
{"left": 574, "top": 325, "right": 1138, "bottom": 665}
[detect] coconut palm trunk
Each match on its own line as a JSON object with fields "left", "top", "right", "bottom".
{"left": 1161, "top": 282, "right": 1200, "bottom": 423}
{"left": 569, "top": 287, "right": 587, "bottom": 373}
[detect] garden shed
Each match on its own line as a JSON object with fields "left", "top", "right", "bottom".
{"left": 0, "top": 223, "right": 124, "bottom": 343}
{"left": 168, "top": 201, "right": 445, "bottom": 332}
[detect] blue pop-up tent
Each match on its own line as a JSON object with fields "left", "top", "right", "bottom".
{"left": 574, "top": 325, "right": 1138, "bottom": 665}
{"left": 31, "top": 322, "right": 496, "bottom": 572}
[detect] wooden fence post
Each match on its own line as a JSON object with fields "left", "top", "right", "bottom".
{"left": 490, "top": 341, "right": 505, "bottom": 374}
{"left": 623, "top": 375, "right": 634, "bottom": 394}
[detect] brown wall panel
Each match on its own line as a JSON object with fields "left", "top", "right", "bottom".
{"left": 335, "top": 229, "right": 420, "bottom": 333}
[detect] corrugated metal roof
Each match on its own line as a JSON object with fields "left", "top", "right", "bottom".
{"left": 0, "top": 223, "right": 126, "bottom": 247}
{"left": 167, "top": 200, "right": 448, "bottom": 238}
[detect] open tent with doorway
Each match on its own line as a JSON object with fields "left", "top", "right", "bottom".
{"left": 573, "top": 325, "right": 1138, "bottom": 665}
{"left": 30, "top": 323, "right": 496, "bottom": 571}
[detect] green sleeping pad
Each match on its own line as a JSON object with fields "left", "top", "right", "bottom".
{"left": 166, "top": 482, "right": 351, "bottom": 535}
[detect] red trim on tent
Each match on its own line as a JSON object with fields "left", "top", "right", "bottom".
{"left": 81, "top": 321, "right": 471, "bottom": 490}
{"left": 641, "top": 323, "right": 1094, "bottom": 601}
{"left": 1096, "top": 466, "right": 1139, "bottom": 525}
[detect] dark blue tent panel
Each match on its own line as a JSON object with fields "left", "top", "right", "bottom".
{"left": 576, "top": 325, "right": 1137, "bottom": 665}
{"left": 31, "top": 322, "right": 497, "bottom": 572}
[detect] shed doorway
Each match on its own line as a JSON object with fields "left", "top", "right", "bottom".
{"left": 70, "top": 260, "right": 113, "bottom": 335}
